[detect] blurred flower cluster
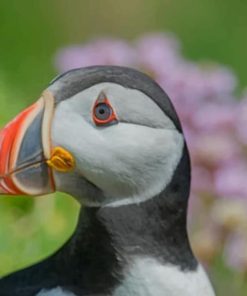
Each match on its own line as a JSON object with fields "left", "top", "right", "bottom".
{"left": 54, "top": 33, "right": 247, "bottom": 273}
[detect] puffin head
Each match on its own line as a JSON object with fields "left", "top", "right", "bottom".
{"left": 0, "top": 66, "right": 188, "bottom": 207}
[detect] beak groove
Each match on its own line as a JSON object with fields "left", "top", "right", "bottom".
{"left": 42, "top": 90, "right": 55, "bottom": 160}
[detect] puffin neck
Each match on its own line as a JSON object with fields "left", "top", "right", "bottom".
{"left": 6, "top": 144, "right": 197, "bottom": 294}
{"left": 66, "top": 145, "right": 197, "bottom": 272}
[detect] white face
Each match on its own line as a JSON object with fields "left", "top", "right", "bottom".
{"left": 50, "top": 82, "right": 184, "bottom": 206}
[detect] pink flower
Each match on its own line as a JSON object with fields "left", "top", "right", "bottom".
{"left": 191, "top": 166, "right": 213, "bottom": 193}
{"left": 55, "top": 39, "right": 137, "bottom": 72}
{"left": 136, "top": 33, "right": 181, "bottom": 75}
{"left": 224, "top": 231, "right": 247, "bottom": 272}
{"left": 235, "top": 95, "right": 247, "bottom": 146}
{"left": 191, "top": 132, "right": 240, "bottom": 169}
{"left": 191, "top": 102, "right": 236, "bottom": 132}
{"left": 215, "top": 160, "right": 247, "bottom": 199}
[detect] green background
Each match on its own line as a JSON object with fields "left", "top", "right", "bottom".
{"left": 0, "top": 1, "right": 246, "bottom": 295}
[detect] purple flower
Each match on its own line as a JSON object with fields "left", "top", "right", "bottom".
{"left": 235, "top": 95, "right": 247, "bottom": 146}
{"left": 136, "top": 33, "right": 181, "bottom": 75}
{"left": 224, "top": 231, "right": 247, "bottom": 272}
{"left": 191, "top": 102, "right": 236, "bottom": 132}
{"left": 188, "top": 131, "right": 240, "bottom": 172}
{"left": 191, "top": 166, "right": 213, "bottom": 193}
{"left": 215, "top": 160, "right": 247, "bottom": 200}
{"left": 55, "top": 39, "right": 137, "bottom": 72}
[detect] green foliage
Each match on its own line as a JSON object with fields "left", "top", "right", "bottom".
{"left": 0, "top": 192, "right": 79, "bottom": 276}
{"left": 210, "top": 256, "right": 247, "bottom": 296}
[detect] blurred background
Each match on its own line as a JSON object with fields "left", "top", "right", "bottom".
{"left": 0, "top": 1, "right": 247, "bottom": 295}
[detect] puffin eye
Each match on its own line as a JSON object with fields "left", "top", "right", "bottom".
{"left": 93, "top": 93, "right": 117, "bottom": 125}
{"left": 94, "top": 103, "right": 112, "bottom": 121}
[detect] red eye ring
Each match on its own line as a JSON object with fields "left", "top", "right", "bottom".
{"left": 93, "top": 93, "right": 117, "bottom": 125}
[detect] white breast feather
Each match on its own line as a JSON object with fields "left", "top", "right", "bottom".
{"left": 36, "top": 287, "right": 76, "bottom": 296}
{"left": 113, "top": 257, "right": 215, "bottom": 296}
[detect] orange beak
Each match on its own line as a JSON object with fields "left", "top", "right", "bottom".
{"left": 0, "top": 91, "right": 55, "bottom": 196}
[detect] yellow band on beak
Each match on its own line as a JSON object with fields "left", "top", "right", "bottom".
{"left": 47, "top": 147, "right": 75, "bottom": 172}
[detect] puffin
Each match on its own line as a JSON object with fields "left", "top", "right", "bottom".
{"left": 0, "top": 66, "right": 215, "bottom": 296}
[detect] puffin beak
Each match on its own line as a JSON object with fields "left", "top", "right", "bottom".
{"left": 0, "top": 91, "right": 55, "bottom": 196}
